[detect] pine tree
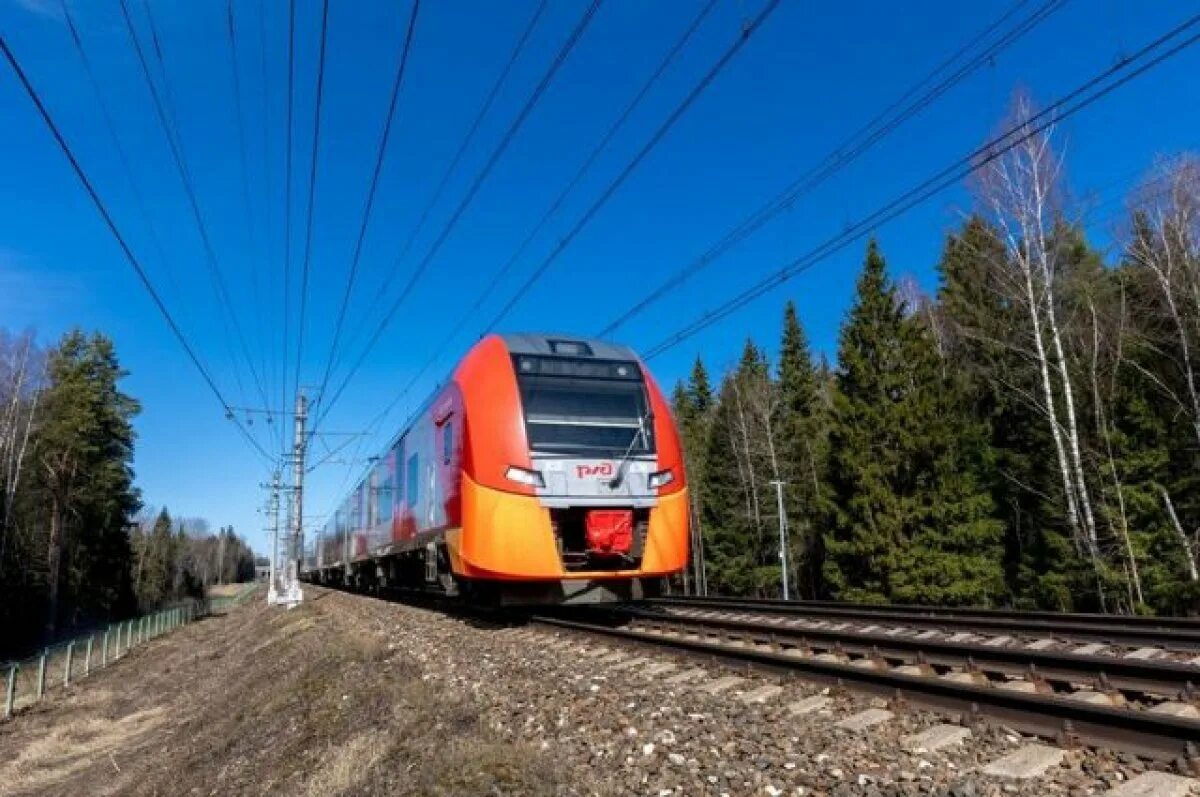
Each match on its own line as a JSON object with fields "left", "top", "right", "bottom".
{"left": 33, "top": 331, "right": 139, "bottom": 636}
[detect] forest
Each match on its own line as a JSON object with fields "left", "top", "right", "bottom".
{"left": 0, "top": 328, "right": 256, "bottom": 658}
{"left": 675, "top": 102, "right": 1200, "bottom": 615}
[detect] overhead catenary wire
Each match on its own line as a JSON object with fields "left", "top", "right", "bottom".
{"left": 117, "top": 0, "right": 275, "bottom": 423}
{"left": 292, "top": 0, "right": 332, "bottom": 406}
{"left": 311, "top": 0, "right": 422, "bottom": 414}
{"left": 57, "top": 1, "right": 192, "bottom": 345}
{"left": 640, "top": 12, "right": 1200, "bottom": 360}
{"left": 597, "top": 0, "right": 1067, "bottom": 338}
{"left": 479, "top": 0, "right": 785, "bottom": 334}
{"left": 341, "top": 0, "right": 549, "bottom": 350}
{"left": 1, "top": 36, "right": 275, "bottom": 467}
{"left": 404, "top": 0, "right": 721, "bottom": 391}
{"left": 226, "top": 0, "right": 281, "bottom": 455}
{"left": 313, "top": 0, "right": 605, "bottom": 432}
{"left": 321, "top": 0, "right": 783, "bottom": 481}
{"left": 281, "top": 0, "right": 297, "bottom": 461}
{"left": 341, "top": 0, "right": 742, "bottom": 444}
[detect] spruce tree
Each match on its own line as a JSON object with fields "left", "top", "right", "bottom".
{"left": 825, "top": 240, "right": 1005, "bottom": 604}
{"left": 700, "top": 375, "right": 758, "bottom": 594}
{"left": 774, "top": 302, "right": 827, "bottom": 597}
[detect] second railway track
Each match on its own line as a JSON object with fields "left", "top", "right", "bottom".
{"left": 646, "top": 595, "right": 1200, "bottom": 653}
{"left": 532, "top": 602, "right": 1200, "bottom": 766}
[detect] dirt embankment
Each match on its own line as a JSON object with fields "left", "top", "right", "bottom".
{"left": 0, "top": 588, "right": 557, "bottom": 797}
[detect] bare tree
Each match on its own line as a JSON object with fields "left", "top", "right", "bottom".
{"left": 0, "top": 331, "right": 45, "bottom": 560}
{"left": 1127, "top": 155, "right": 1200, "bottom": 449}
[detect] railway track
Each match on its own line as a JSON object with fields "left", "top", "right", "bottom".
{"left": 646, "top": 595, "right": 1200, "bottom": 653}
{"left": 532, "top": 604, "right": 1200, "bottom": 765}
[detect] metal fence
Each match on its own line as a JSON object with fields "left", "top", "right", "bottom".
{"left": 2, "top": 583, "right": 258, "bottom": 720}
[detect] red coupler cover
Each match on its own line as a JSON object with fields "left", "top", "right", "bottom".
{"left": 585, "top": 509, "right": 634, "bottom": 554}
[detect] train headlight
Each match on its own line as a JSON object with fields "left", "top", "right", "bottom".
{"left": 505, "top": 465, "right": 545, "bottom": 488}
{"left": 647, "top": 468, "right": 674, "bottom": 489}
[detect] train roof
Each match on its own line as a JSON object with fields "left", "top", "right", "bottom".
{"left": 498, "top": 333, "right": 638, "bottom": 361}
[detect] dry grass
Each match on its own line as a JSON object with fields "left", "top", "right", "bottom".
{"left": 0, "top": 588, "right": 557, "bottom": 797}
{"left": 205, "top": 584, "right": 247, "bottom": 598}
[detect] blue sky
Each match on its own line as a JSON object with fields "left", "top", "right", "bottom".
{"left": 3, "top": 0, "right": 1198, "bottom": 557}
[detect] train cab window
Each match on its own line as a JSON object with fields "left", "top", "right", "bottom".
{"left": 442, "top": 422, "right": 453, "bottom": 465}
{"left": 517, "top": 372, "right": 654, "bottom": 455}
{"left": 406, "top": 453, "right": 419, "bottom": 507}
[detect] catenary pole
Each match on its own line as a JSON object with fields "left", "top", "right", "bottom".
{"left": 266, "top": 470, "right": 280, "bottom": 603}
{"left": 286, "top": 392, "right": 308, "bottom": 605}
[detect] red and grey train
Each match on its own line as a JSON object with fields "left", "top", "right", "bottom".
{"left": 301, "top": 333, "right": 689, "bottom": 604}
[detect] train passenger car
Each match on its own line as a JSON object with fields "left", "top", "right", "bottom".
{"left": 301, "top": 333, "right": 688, "bottom": 604}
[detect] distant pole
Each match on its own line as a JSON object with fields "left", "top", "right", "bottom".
{"left": 266, "top": 470, "right": 281, "bottom": 604}
{"left": 216, "top": 527, "right": 226, "bottom": 585}
{"left": 768, "top": 480, "right": 790, "bottom": 601}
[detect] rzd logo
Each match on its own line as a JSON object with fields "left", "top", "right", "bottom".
{"left": 575, "top": 462, "right": 614, "bottom": 479}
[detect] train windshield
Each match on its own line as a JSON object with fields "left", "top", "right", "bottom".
{"left": 516, "top": 361, "right": 653, "bottom": 456}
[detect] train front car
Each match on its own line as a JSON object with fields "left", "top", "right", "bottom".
{"left": 452, "top": 334, "right": 689, "bottom": 604}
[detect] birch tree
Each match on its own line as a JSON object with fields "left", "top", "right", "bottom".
{"left": 975, "top": 93, "right": 1104, "bottom": 594}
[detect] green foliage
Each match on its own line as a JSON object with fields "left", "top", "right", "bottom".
{"left": 821, "top": 241, "right": 1005, "bottom": 605}
{"left": 774, "top": 302, "right": 827, "bottom": 597}
{"left": 0, "top": 329, "right": 256, "bottom": 658}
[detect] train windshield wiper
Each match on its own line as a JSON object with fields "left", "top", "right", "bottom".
{"left": 607, "top": 411, "right": 652, "bottom": 489}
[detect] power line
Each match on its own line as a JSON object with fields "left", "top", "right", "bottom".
{"left": 227, "top": 0, "right": 280, "bottom": 455}
{"left": 118, "top": 0, "right": 275, "bottom": 421}
{"left": 597, "top": 0, "right": 1066, "bottom": 338}
{"left": 281, "top": 0, "right": 297, "bottom": 460}
{"left": 313, "top": 0, "right": 604, "bottom": 431}
{"left": 641, "top": 13, "right": 1200, "bottom": 361}
{"left": 1, "top": 36, "right": 275, "bottom": 467}
{"left": 57, "top": 1, "right": 191, "bottom": 338}
{"left": 293, "top": 0, "right": 332, "bottom": 405}
{"left": 323, "top": 0, "right": 777, "bottom": 462}
{"left": 341, "top": 0, "right": 731, "bottom": 439}
{"left": 311, "top": 0, "right": 422, "bottom": 413}
{"left": 348, "top": 0, "right": 549, "bottom": 333}
{"left": 418, "top": 0, "right": 720, "bottom": 375}
{"left": 480, "top": 0, "right": 784, "bottom": 334}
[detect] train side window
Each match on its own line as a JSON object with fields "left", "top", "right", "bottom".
{"left": 406, "top": 453, "right": 419, "bottom": 508}
{"left": 442, "top": 422, "right": 453, "bottom": 465}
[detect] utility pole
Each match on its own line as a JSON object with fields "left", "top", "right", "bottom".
{"left": 271, "top": 392, "right": 306, "bottom": 607}
{"left": 768, "top": 480, "right": 790, "bottom": 601}
{"left": 265, "top": 470, "right": 280, "bottom": 604}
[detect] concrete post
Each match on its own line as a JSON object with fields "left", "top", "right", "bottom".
{"left": 4, "top": 664, "right": 16, "bottom": 718}
{"left": 84, "top": 636, "right": 93, "bottom": 676}
{"left": 35, "top": 650, "right": 46, "bottom": 698}
{"left": 64, "top": 642, "right": 73, "bottom": 687}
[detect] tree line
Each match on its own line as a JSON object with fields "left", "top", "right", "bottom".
{"left": 673, "top": 98, "right": 1200, "bottom": 615}
{"left": 0, "top": 329, "right": 255, "bottom": 658}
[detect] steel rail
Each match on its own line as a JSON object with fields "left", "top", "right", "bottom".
{"left": 651, "top": 596, "right": 1200, "bottom": 629}
{"left": 614, "top": 607, "right": 1200, "bottom": 700}
{"left": 532, "top": 614, "right": 1200, "bottom": 764}
{"left": 646, "top": 597, "right": 1200, "bottom": 651}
